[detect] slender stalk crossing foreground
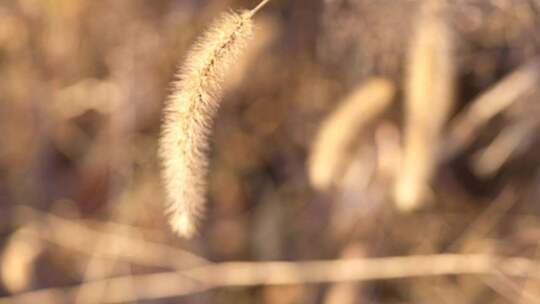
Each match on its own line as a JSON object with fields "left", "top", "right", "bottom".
{"left": 1, "top": 254, "right": 538, "bottom": 303}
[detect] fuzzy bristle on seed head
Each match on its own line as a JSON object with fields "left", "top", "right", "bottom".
{"left": 159, "top": 10, "right": 253, "bottom": 238}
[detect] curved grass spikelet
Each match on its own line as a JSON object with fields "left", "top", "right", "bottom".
{"left": 308, "top": 78, "right": 395, "bottom": 191}
{"left": 159, "top": 11, "right": 254, "bottom": 238}
{"left": 394, "top": 1, "right": 455, "bottom": 212}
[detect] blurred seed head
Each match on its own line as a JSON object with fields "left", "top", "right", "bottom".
{"left": 309, "top": 78, "right": 395, "bottom": 191}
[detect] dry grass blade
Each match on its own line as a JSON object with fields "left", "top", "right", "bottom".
{"left": 445, "top": 57, "right": 540, "bottom": 160}
{"left": 13, "top": 206, "right": 208, "bottom": 269}
{"left": 450, "top": 187, "right": 517, "bottom": 252}
{"left": 159, "top": 10, "right": 254, "bottom": 238}
{"left": 3, "top": 254, "right": 540, "bottom": 304}
{"left": 472, "top": 119, "right": 538, "bottom": 177}
{"left": 308, "top": 78, "right": 395, "bottom": 191}
{"left": 394, "top": 1, "right": 455, "bottom": 211}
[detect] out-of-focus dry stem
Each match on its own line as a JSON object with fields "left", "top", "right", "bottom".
{"left": 449, "top": 188, "right": 517, "bottom": 251}
{"left": 472, "top": 119, "right": 538, "bottom": 177}
{"left": 14, "top": 206, "right": 208, "bottom": 269}
{"left": 445, "top": 57, "right": 540, "bottom": 160}
{"left": 3, "top": 254, "right": 540, "bottom": 304}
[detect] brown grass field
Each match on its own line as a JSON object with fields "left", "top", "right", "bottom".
{"left": 2, "top": 0, "right": 540, "bottom": 303}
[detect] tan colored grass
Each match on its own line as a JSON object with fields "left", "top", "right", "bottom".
{"left": 445, "top": 57, "right": 540, "bottom": 160}
{"left": 394, "top": 1, "right": 455, "bottom": 211}
{"left": 5, "top": 253, "right": 540, "bottom": 304}
{"left": 308, "top": 78, "right": 395, "bottom": 191}
{"left": 472, "top": 118, "right": 538, "bottom": 177}
{"left": 159, "top": 6, "right": 267, "bottom": 237}
{"left": 0, "top": 227, "right": 43, "bottom": 293}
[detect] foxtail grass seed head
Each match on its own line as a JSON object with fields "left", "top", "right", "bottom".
{"left": 159, "top": 10, "right": 255, "bottom": 238}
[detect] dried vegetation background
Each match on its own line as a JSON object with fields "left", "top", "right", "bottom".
{"left": 2, "top": 0, "right": 540, "bottom": 303}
